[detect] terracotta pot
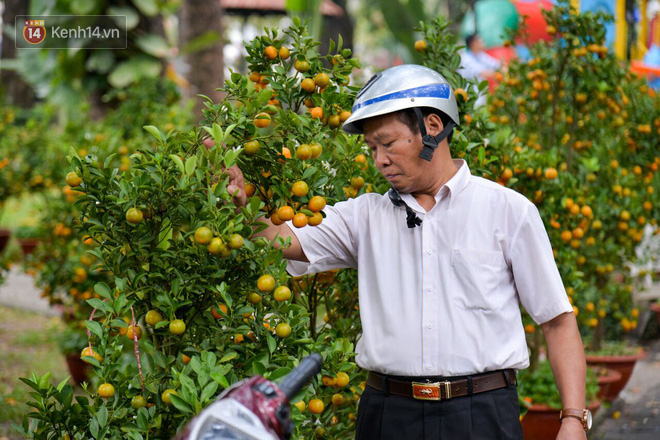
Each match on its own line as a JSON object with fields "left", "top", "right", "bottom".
{"left": 0, "top": 229, "right": 10, "bottom": 253}
{"left": 586, "top": 350, "right": 646, "bottom": 402}
{"left": 521, "top": 400, "right": 601, "bottom": 440}
{"left": 650, "top": 302, "right": 660, "bottom": 325}
{"left": 18, "top": 238, "right": 39, "bottom": 255}
{"left": 65, "top": 354, "right": 90, "bottom": 385}
{"left": 594, "top": 368, "right": 623, "bottom": 401}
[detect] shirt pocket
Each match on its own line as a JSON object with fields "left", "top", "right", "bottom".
{"left": 451, "top": 249, "right": 509, "bottom": 311}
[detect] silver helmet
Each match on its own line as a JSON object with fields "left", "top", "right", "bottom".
{"left": 342, "top": 65, "right": 460, "bottom": 135}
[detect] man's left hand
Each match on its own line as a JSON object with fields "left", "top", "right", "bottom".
{"left": 556, "top": 418, "right": 587, "bottom": 440}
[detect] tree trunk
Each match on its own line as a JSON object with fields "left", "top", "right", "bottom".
{"left": 179, "top": 0, "right": 224, "bottom": 119}
{"left": 320, "top": 0, "right": 353, "bottom": 56}
{"left": 0, "top": 0, "right": 36, "bottom": 108}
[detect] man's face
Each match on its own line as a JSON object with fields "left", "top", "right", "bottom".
{"left": 470, "top": 36, "right": 484, "bottom": 53}
{"left": 363, "top": 112, "right": 429, "bottom": 194}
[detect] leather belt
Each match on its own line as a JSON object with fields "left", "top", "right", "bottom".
{"left": 367, "top": 369, "right": 515, "bottom": 401}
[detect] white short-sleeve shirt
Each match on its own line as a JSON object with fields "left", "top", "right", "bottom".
{"left": 287, "top": 159, "right": 573, "bottom": 377}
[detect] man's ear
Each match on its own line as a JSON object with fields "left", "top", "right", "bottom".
{"left": 425, "top": 113, "right": 445, "bottom": 137}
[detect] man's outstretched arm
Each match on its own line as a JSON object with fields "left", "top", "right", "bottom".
{"left": 203, "top": 138, "right": 308, "bottom": 263}
{"left": 541, "top": 311, "right": 588, "bottom": 440}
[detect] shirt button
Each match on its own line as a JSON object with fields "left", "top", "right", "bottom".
{"left": 426, "top": 365, "right": 432, "bottom": 370}
{"left": 426, "top": 324, "right": 433, "bottom": 329}
{"left": 427, "top": 250, "right": 433, "bottom": 255}
{"left": 427, "top": 287, "right": 433, "bottom": 292}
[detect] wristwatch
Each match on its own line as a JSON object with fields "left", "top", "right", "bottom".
{"left": 559, "top": 408, "right": 592, "bottom": 431}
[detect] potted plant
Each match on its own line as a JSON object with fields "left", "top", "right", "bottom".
{"left": 55, "top": 323, "right": 92, "bottom": 385}
{"left": 0, "top": 227, "right": 10, "bottom": 254}
{"left": 650, "top": 300, "right": 660, "bottom": 325}
{"left": 584, "top": 339, "right": 646, "bottom": 402}
{"left": 13, "top": 224, "right": 44, "bottom": 256}
{"left": 518, "top": 361, "right": 600, "bottom": 440}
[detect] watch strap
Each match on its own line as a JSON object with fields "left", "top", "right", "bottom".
{"left": 559, "top": 408, "right": 587, "bottom": 430}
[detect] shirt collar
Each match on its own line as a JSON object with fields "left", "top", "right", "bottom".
{"left": 398, "top": 159, "right": 472, "bottom": 213}
{"left": 438, "top": 159, "right": 471, "bottom": 203}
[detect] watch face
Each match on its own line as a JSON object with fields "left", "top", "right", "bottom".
{"left": 585, "top": 410, "right": 593, "bottom": 430}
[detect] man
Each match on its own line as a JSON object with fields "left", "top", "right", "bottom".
{"left": 225, "top": 65, "right": 590, "bottom": 439}
{"left": 459, "top": 33, "right": 503, "bottom": 107}
{"left": 459, "top": 33, "right": 501, "bottom": 83}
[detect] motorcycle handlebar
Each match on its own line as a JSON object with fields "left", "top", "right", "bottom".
{"left": 278, "top": 353, "right": 323, "bottom": 400}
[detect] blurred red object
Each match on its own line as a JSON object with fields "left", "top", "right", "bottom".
{"left": 514, "top": 0, "right": 554, "bottom": 44}
{"left": 485, "top": 46, "right": 518, "bottom": 64}
{"left": 482, "top": 46, "right": 516, "bottom": 92}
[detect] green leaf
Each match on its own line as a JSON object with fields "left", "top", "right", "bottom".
{"left": 257, "top": 87, "right": 273, "bottom": 103}
{"left": 266, "top": 367, "right": 292, "bottom": 381}
{"left": 137, "top": 408, "right": 148, "bottom": 431}
{"left": 213, "top": 123, "right": 224, "bottom": 144}
{"left": 180, "top": 31, "right": 222, "bottom": 55}
{"left": 108, "top": 58, "right": 161, "bottom": 88}
{"left": 185, "top": 156, "right": 196, "bottom": 176}
{"left": 38, "top": 372, "right": 52, "bottom": 389}
{"left": 158, "top": 220, "right": 173, "bottom": 250}
{"left": 210, "top": 373, "right": 229, "bottom": 389}
{"left": 114, "top": 295, "right": 128, "bottom": 314}
{"left": 169, "top": 155, "right": 185, "bottom": 174}
{"left": 71, "top": 0, "right": 96, "bottom": 14}
{"left": 302, "top": 166, "right": 318, "bottom": 179}
{"left": 219, "top": 351, "right": 238, "bottom": 363}
{"left": 87, "top": 299, "right": 113, "bottom": 314}
{"left": 200, "top": 382, "right": 219, "bottom": 403}
{"left": 94, "top": 282, "right": 113, "bottom": 299}
{"left": 143, "top": 125, "right": 164, "bottom": 143}
{"left": 169, "top": 394, "right": 193, "bottom": 414}
{"left": 85, "top": 321, "right": 103, "bottom": 340}
{"left": 224, "top": 124, "right": 237, "bottom": 140}
{"left": 97, "top": 405, "right": 108, "bottom": 427}
{"left": 136, "top": 34, "right": 170, "bottom": 58}
{"left": 286, "top": 0, "right": 305, "bottom": 12}
{"left": 132, "top": 0, "right": 159, "bottom": 17}
{"left": 197, "top": 368, "right": 210, "bottom": 389}
{"left": 251, "top": 361, "right": 267, "bottom": 376}
{"left": 108, "top": 6, "right": 140, "bottom": 30}
{"left": 90, "top": 418, "right": 99, "bottom": 438}
{"left": 224, "top": 150, "right": 237, "bottom": 168}
{"left": 266, "top": 332, "right": 276, "bottom": 354}
{"left": 81, "top": 356, "right": 101, "bottom": 368}
{"left": 180, "top": 375, "right": 197, "bottom": 395}
{"left": 57, "top": 377, "right": 70, "bottom": 392}
{"left": 85, "top": 51, "right": 115, "bottom": 74}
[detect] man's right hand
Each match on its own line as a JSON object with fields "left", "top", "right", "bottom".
{"left": 203, "top": 138, "right": 247, "bottom": 207}
{"left": 202, "top": 138, "right": 307, "bottom": 262}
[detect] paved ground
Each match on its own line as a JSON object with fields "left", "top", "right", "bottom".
{"left": 590, "top": 337, "right": 660, "bottom": 439}
{"left": 0, "top": 267, "right": 59, "bottom": 315}
{"left": 1, "top": 267, "right": 660, "bottom": 439}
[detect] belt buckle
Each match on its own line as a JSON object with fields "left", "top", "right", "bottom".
{"left": 412, "top": 381, "right": 452, "bottom": 401}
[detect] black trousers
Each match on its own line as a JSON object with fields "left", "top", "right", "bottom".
{"left": 355, "top": 383, "right": 523, "bottom": 440}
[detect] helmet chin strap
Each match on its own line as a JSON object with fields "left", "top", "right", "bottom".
{"left": 388, "top": 188, "right": 423, "bottom": 228}
{"left": 413, "top": 107, "right": 456, "bottom": 162}
{"left": 385, "top": 108, "right": 456, "bottom": 228}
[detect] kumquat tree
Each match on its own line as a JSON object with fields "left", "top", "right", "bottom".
{"left": 488, "top": 0, "right": 659, "bottom": 354}
{"left": 412, "top": 0, "right": 658, "bottom": 415}
{"left": 9, "top": 1, "right": 660, "bottom": 438}
{"left": 17, "top": 20, "right": 369, "bottom": 440}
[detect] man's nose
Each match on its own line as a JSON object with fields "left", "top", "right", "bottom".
{"left": 374, "top": 148, "right": 391, "bottom": 168}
